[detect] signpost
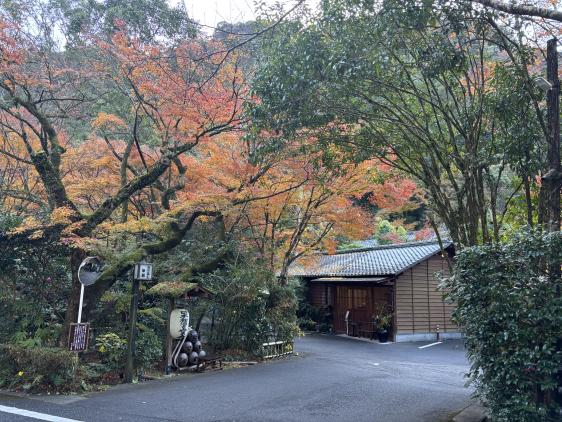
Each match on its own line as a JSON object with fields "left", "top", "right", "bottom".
{"left": 124, "top": 260, "right": 153, "bottom": 383}
{"left": 69, "top": 257, "right": 103, "bottom": 352}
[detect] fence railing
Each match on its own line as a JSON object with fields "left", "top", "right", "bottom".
{"left": 261, "top": 340, "right": 294, "bottom": 359}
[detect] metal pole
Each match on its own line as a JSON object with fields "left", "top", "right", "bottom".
{"left": 77, "top": 284, "right": 85, "bottom": 324}
{"left": 124, "top": 274, "right": 140, "bottom": 383}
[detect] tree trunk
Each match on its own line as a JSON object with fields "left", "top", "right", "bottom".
{"left": 537, "top": 183, "right": 547, "bottom": 226}
{"left": 545, "top": 37, "right": 561, "bottom": 413}
{"left": 523, "top": 174, "right": 533, "bottom": 227}
{"left": 546, "top": 38, "right": 561, "bottom": 234}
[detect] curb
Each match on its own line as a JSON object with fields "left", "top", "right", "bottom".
{"left": 453, "top": 400, "right": 489, "bottom": 422}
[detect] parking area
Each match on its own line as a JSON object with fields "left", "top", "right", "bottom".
{"left": 0, "top": 334, "right": 472, "bottom": 422}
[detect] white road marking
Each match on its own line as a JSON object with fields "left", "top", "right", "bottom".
{"left": 418, "top": 341, "right": 442, "bottom": 349}
{"left": 369, "top": 362, "right": 380, "bottom": 366}
{"left": 0, "top": 405, "right": 83, "bottom": 422}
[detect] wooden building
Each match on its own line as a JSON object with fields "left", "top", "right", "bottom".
{"left": 289, "top": 241, "right": 460, "bottom": 342}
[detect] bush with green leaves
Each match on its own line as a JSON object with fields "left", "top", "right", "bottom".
{"left": 444, "top": 230, "right": 562, "bottom": 421}
{"left": 0, "top": 213, "right": 70, "bottom": 347}
{"left": 0, "top": 344, "right": 82, "bottom": 393}
{"left": 135, "top": 328, "right": 163, "bottom": 372}
{"left": 0, "top": 250, "right": 70, "bottom": 346}
{"left": 298, "top": 318, "right": 317, "bottom": 331}
{"left": 95, "top": 332, "right": 126, "bottom": 372}
{"left": 294, "top": 278, "right": 324, "bottom": 330}
{"left": 202, "top": 260, "right": 299, "bottom": 355}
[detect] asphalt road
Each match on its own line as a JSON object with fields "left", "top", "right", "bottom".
{"left": 0, "top": 335, "right": 472, "bottom": 422}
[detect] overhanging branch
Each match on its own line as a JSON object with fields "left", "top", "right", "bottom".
{"left": 472, "top": 0, "right": 562, "bottom": 22}
{"left": 92, "top": 210, "right": 222, "bottom": 289}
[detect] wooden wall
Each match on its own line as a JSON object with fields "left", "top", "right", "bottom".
{"left": 394, "top": 254, "right": 458, "bottom": 334}
{"left": 332, "top": 285, "right": 392, "bottom": 334}
{"left": 309, "top": 283, "right": 327, "bottom": 308}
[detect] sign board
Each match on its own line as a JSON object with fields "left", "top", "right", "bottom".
{"left": 133, "top": 261, "right": 153, "bottom": 281}
{"left": 78, "top": 257, "right": 104, "bottom": 286}
{"left": 169, "top": 309, "right": 190, "bottom": 339}
{"left": 68, "top": 323, "right": 90, "bottom": 352}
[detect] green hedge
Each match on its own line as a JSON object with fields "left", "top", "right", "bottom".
{"left": 444, "top": 230, "right": 562, "bottom": 421}
{"left": 0, "top": 344, "right": 82, "bottom": 393}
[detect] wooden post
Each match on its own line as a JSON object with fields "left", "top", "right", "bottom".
{"left": 124, "top": 274, "right": 140, "bottom": 383}
{"left": 165, "top": 298, "right": 175, "bottom": 375}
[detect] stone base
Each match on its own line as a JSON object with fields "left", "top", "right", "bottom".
{"left": 394, "top": 332, "right": 463, "bottom": 342}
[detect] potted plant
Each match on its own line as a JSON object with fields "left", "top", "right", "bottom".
{"left": 372, "top": 304, "right": 393, "bottom": 343}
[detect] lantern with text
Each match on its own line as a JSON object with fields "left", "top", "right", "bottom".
{"left": 134, "top": 261, "right": 153, "bottom": 281}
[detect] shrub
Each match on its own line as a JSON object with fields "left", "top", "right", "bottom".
{"left": 298, "top": 318, "right": 317, "bottom": 331}
{"left": 294, "top": 279, "right": 323, "bottom": 327}
{"left": 0, "top": 344, "right": 82, "bottom": 393}
{"left": 95, "top": 332, "right": 126, "bottom": 372}
{"left": 203, "top": 260, "right": 299, "bottom": 354}
{"left": 444, "top": 230, "right": 562, "bottom": 421}
{"left": 135, "top": 329, "right": 163, "bottom": 372}
{"left": 372, "top": 303, "right": 392, "bottom": 332}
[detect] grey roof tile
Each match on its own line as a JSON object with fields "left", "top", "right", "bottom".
{"left": 288, "top": 241, "right": 452, "bottom": 277}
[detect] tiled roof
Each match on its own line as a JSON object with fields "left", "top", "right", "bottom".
{"left": 288, "top": 241, "right": 452, "bottom": 277}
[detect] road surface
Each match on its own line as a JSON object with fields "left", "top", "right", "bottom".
{"left": 0, "top": 334, "right": 472, "bottom": 421}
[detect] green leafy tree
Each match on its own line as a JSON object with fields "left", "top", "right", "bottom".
{"left": 49, "top": 0, "right": 197, "bottom": 44}
{"left": 250, "top": 0, "right": 547, "bottom": 246}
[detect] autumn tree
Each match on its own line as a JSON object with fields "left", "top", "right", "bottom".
{"left": 173, "top": 127, "right": 415, "bottom": 282}
{"left": 0, "top": 15, "right": 246, "bottom": 342}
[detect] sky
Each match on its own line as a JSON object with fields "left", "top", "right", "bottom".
{"left": 171, "top": 0, "right": 272, "bottom": 29}
{"left": 170, "top": 1, "right": 312, "bottom": 31}
{"left": 187, "top": 0, "right": 257, "bottom": 26}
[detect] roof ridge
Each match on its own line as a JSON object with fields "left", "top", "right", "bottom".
{"left": 331, "top": 240, "right": 452, "bottom": 255}
{"left": 287, "top": 240, "right": 453, "bottom": 278}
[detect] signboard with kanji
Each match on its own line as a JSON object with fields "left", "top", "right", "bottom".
{"left": 169, "top": 309, "right": 190, "bottom": 339}
{"left": 68, "top": 323, "right": 90, "bottom": 352}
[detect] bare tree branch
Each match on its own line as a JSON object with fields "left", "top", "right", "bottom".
{"left": 472, "top": 0, "right": 562, "bottom": 22}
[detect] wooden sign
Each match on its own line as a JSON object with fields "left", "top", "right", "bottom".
{"left": 68, "top": 323, "right": 90, "bottom": 352}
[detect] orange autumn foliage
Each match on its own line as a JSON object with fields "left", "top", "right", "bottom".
{"left": 0, "top": 17, "right": 419, "bottom": 280}
{"left": 178, "top": 132, "right": 418, "bottom": 274}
